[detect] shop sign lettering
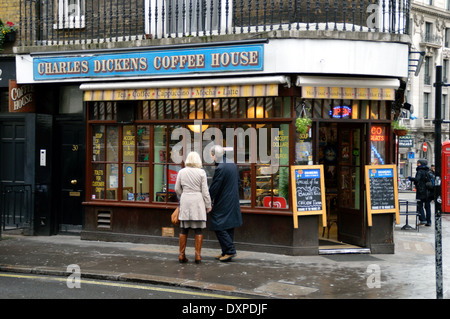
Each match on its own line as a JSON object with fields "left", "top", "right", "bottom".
{"left": 370, "top": 126, "right": 386, "bottom": 142}
{"left": 33, "top": 44, "right": 263, "bottom": 81}
{"left": 8, "top": 80, "right": 35, "bottom": 113}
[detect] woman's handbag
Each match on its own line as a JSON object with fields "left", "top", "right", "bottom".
{"left": 171, "top": 207, "right": 180, "bottom": 225}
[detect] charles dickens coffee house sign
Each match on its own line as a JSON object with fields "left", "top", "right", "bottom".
{"left": 33, "top": 44, "right": 263, "bottom": 81}
{"left": 9, "top": 80, "right": 35, "bottom": 113}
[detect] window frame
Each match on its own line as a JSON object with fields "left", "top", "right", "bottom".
{"left": 86, "top": 97, "right": 293, "bottom": 212}
{"left": 55, "top": 0, "right": 86, "bottom": 29}
{"left": 144, "top": 0, "right": 232, "bottom": 37}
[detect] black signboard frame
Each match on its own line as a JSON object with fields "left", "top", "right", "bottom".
{"left": 365, "top": 165, "right": 400, "bottom": 226}
{"left": 290, "top": 165, "right": 326, "bottom": 229}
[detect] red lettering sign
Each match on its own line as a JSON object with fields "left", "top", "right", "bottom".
{"left": 370, "top": 126, "right": 385, "bottom": 142}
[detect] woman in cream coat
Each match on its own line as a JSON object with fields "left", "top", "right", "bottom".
{"left": 175, "top": 152, "right": 212, "bottom": 263}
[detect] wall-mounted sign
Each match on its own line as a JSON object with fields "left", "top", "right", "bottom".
{"left": 33, "top": 44, "right": 263, "bottom": 81}
{"left": 302, "top": 86, "right": 394, "bottom": 100}
{"left": 399, "top": 135, "right": 414, "bottom": 148}
{"left": 83, "top": 83, "right": 278, "bottom": 101}
{"left": 9, "top": 80, "right": 35, "bottom": 113}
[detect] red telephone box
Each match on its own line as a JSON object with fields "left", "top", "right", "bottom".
{"left": 442, "top": 140, "right": 450, "bottom": 213}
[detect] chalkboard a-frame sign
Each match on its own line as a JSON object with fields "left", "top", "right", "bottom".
{"left": 291, "top": 165, "right": 327, "bottom": 229}
{"left": 365, "top": 165, "right": 400, "bottom": 227}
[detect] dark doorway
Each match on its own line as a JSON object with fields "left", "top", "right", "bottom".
{"left": 0, "top": 120, "right": 25, "bottom": 185}
{"left": 318, "top": 123, "right": 366, "bottom": 248}
{"left": 0, "top": 119, "right": 29, "bottom": 231}
{"left": 55, "top": 118, "right": 85, "bottom": 231}
{"left": 336, "top": 124, "right": 366, "bottom": 247}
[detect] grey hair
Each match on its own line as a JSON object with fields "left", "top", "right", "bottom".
{"left": 210, "top": 145, "right": 224, "bottom": 159}
{"left": 185, "top": 151, "right": 202, "bottom": 168}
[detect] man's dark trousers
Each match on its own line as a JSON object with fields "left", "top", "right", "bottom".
{"left": 215, "top": 229, "right": 236, "bottom": 255}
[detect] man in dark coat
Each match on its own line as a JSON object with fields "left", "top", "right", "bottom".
{"left": 209, "top": 145, "right": 242, "bottom": 262}
{"left": 408, "top": 159, "right": 432, "bottom": 226}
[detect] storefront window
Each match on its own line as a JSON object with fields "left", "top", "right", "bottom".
{"left": 106, "top": 163, "right": 119, "bottom": 199}
{"left": 307, "top": 99, "right": 390, "bottom": 120}
{"left": 92, "top": 163, "right": 105, "bottom": 200}
{"left": 106, "top": 126, "right": 118, "bottom": 162}
{"left": 122, "top": 125, "right": 150, "bottom": 201}
{"left": 370, "top": 125, "right": 388, "bottom": 165}
{"left": 153, "top": 125, "right": 183, "bottom": 202}
{"left": 295, "top": 130, "right": 313, "bottom": 165}
{"left": 360, "top": 101, "right": 368, "bottom": 119}
{"left": 370, "top": 101, "right": 380, "bottom": 119}
{"left": 87, "top": 96, "right": 291, "bottom": 210}
{"left": 89, "top": 101, "right": 117, "bottom": 120}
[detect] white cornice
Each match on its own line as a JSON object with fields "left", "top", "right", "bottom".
{"left": 411, "top": 3, "right": 450, "bottom": 19}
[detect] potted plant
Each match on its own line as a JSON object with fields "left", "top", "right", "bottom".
{"left": 392, "top": 119, "right": 408, "bottom": 136}
{"left": 1, "top": 21, "right": 17, "bottom": 42}
{"left": 296, "top": 117, "right": 312, "bottom": 134}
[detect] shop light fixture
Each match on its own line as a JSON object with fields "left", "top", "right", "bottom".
{"left": 247, "top": 106, "right": 268, "bottom": 128}
{"left": 188, "top": 111, "right": 209, "bottom": 132}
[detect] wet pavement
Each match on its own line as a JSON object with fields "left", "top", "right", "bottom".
{"left": 0, "top": 191, "right": 449, "bottom": 299}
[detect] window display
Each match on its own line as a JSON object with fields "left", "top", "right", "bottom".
{"left": 87, "top": 97, "right": 291, "bottom": 210}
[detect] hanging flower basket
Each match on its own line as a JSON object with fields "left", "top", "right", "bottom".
{"left": 5, "top": 31, "right": 16, "bottom": 42}
{"left": 296, "top": 117, "right": 312, "bottom": 134}
{"left": 1, "top": 21, "right": 18, "bottom": 43}
{"left": 392, "top": 119, "right": 408, "bottom": 136}
{"left": 296, "top": 101, "right": 312, "bottom": 134}
{"left": 394, "top": 129, "right": 408, "bottom": 136}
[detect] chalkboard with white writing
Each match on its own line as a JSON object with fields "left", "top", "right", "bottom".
{"left": 368, "top": 168, "right": 395, "bottom": 210}
{"left": 365, "top": 165, "right": 399, "bottom": 227}
{"left": 290, "top": 165, "right": 326, "bottom": 229}
{"left": 294, "top": 168, "right": 323, "bottom": 211}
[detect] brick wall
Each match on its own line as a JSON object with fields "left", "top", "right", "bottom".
{"left": 0, "top": 0, "right": 21, "bottom": 25}
{"left": 0, "top": 0, "right": 20, "bottom": 51}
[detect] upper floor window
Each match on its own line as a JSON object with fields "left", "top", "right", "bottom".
{"left": 424, "top": 56, "right": 431, "bottom": 85}
{"left": 145, "top": 0, "right": 231, "bottom": 37}
{"left": 424, "top": 93, "right": 430, "bottom": 119}
{"left": 445, "top": 28, "right": 450, "bottom": 47}
{"left": 55, "top": 0, "right": 86, "bottom": 29}
{"left": 443, "top": 94, "right": 447, "bottom": 120}
{"left": 444, "top": 59, "right": 449, "bottom": 83}
{"left": 425, "top": 22, "right": 432, "bottom": 42}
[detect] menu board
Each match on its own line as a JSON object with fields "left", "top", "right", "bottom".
{"left": 290, "top": 165, "right": 326, "bottom": 229}
{"left": 365, "top": 165, "right": 399, "bottom": 226}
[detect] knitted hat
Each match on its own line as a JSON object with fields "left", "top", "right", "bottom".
{"left": 418, "top": 159, "right": 428, "bottom": 166}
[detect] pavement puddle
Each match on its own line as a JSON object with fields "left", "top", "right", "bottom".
{"left": 254, "top": 281, "right": 318, "bottom": 298}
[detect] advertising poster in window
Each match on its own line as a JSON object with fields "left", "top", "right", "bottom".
{"left": 290, "top": 165, "right": 326, "bottom": 229}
